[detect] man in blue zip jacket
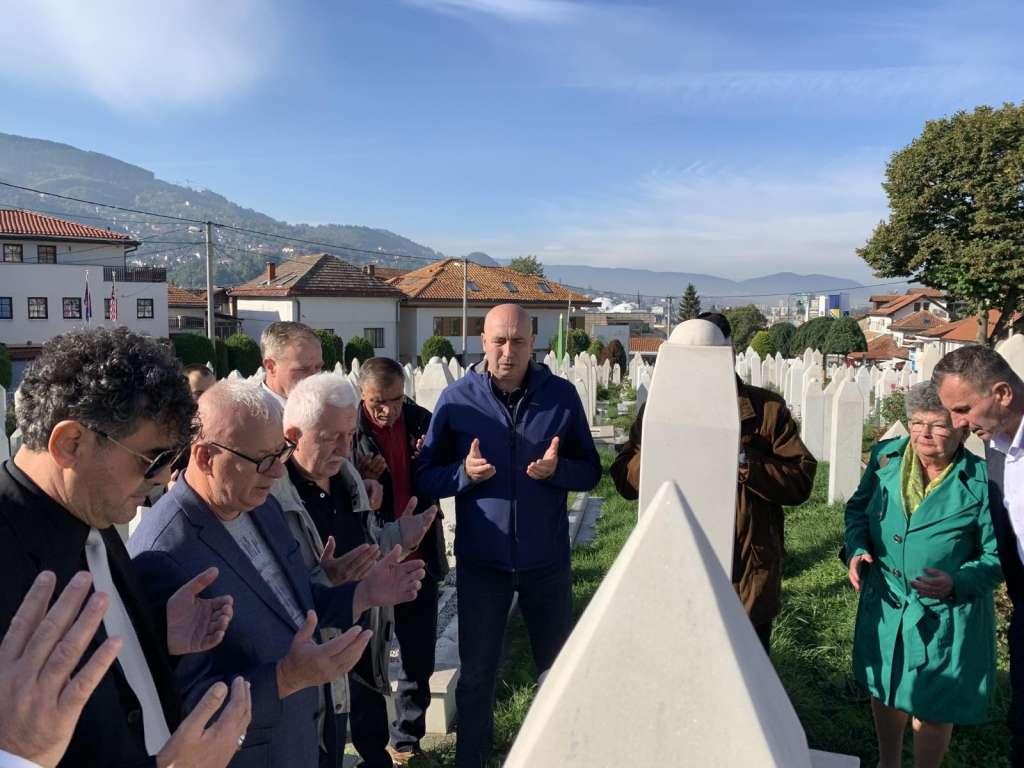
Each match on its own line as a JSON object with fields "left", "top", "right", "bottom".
{"left": 416, "top": 303, "right": 602, "bottom": 768}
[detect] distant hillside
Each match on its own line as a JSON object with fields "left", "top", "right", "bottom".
{"left": 0, "top": 133, "right": 443, "bottom": 288}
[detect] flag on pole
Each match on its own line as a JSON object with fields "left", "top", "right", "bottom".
{"left": 84, "top": 271, "right": 92, "bottom": 323}
{"left": 109, "top": 277, "right": 118, "bottom": 322}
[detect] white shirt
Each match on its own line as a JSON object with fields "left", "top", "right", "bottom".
{"left": 0, "top": 750, "right": 42, "bottom": 768}
{"left": 991, "top": 414, "right": 1024, "bottom": 563}
{"left": 262, "top": 382, "right": 286, "bottom": 409}
{"left": 221, "top": 511, "right": 305, "bottom": 628}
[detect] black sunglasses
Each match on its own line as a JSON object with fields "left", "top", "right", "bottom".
{"left": 91, "top": 428, "right": 188, "bottom": 480}
{"left": 206, "top": 440, "right": 295, "bottom": 474}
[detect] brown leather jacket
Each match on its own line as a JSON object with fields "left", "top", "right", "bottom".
{"left": 610, "top": 381, "right": 817, "bottom": 625}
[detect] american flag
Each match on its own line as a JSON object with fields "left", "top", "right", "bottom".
{"left": 109, "top": 277, "right": 118, "bottom": 322}
{"left": 84, "top": 271, "right": 92, "bottom": 322}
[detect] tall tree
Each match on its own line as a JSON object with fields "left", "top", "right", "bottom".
{"left": 678, "top": 283, "right": 701, "bottom": 322}
{"left": 822, "top": 316, "right": 868, "bottom": 356}
{"left": 858, "top": 102, "right": 1024, "bottom": 344}
{"left": 723, "top": 305, "right": 768, "bottom": 351}
{"left": 509, "top": 255, "right": 545, "bottom": 277}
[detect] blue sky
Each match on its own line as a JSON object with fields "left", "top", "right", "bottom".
{"left": 1, "top": 0, "right": 1021, "bottom": 281}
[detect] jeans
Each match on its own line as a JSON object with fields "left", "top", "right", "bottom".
{"left": 454, "top": 559, "right": 572, "bottom": 768}
{"left": 390, "top": 577, "right": 440, "bottom": 753}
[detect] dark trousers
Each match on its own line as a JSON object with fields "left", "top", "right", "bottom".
{"left": 390, "top": 577, "right": 440, "bottom": 753}
{"left": 1011, "top": 609, "right": 1024, "bottom": 767}
{"left": 454, "top": 559, "right": 572, "bottom": 768}
{"left": 320, "top": 713, "right": 347, "bottom": 768}
{"left": 753, "top": 620, "right": 772, "bottom": 654}
{"left": 349, "top": 654, "right": 393, "bottom": 768}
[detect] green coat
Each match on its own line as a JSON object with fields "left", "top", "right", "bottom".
{"left": 844, "top": 437, "right": 1002, "bottom": 724}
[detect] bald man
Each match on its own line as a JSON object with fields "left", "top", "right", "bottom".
{"left": 416, "top": 303, "right": 601, "bottom": 768}
{"left": 130, "top": 379, "right": 426, "bottom": 768}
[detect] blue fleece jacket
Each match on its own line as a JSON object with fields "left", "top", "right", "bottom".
{"left": 415, "top": 361, "right": 602, "bottom": 571}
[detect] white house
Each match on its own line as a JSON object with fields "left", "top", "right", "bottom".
{"left": 168, "top": 284, "right": 241, "bottom": 340}
{"left": 229, "top": 253, "right": 405, "bottom": 359}
{"left": 387, "top": 259, "right": 597, "bottom": 365}
{"left": 865, "top": 289, "right": 952, "bottom": 334}
{"left": 1, "top": 209, "right": 167, "bottom": 387}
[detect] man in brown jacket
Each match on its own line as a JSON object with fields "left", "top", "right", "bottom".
{"left": 610, "top": 313, "right": 817, "bottom": 652}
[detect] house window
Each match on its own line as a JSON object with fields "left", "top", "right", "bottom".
{"left": 923, "top": 301, "right": 930, "bottom": 310}
{"left": 137, "top": 298, "right": 154, "bottom": 319}
{"left": 28, "top": 297, "right": 48, "bottom": 319}
{"left": 466, "top": 280, "right": 481, "bottom": 292}
{"left": 433, "top": 316, "right": 485, "bottom": 337}
{"left": 502, "top": 281, "right": 519, "bottom": 293}
{"left": 63, "top": 297, "right": 83, "bottom": 319}
{"left": 37, "top": 245, "right": 57, "bottom": 263}
{"left": 3, "top": 244, "right": 23, "bottom": 262}
{"left": 364, "top": 328, "right": 385, "bottom": 349}
{"left": 537, "top": 281, "right": 553, "bottom": 294}
{"left": 0, "top": 297, "right": 11, "bottom": 319}
{"left": 104, "top": 298, "right": 112, "bottom": 320}
{"left": 913, "top": 302, "right": 921, "bottom": 312}
{"left": 532, "top": 316, "right": 539, "bottom": 335}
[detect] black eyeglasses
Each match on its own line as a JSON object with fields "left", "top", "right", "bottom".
{"left": 91, "top": 428, "right": 188, "bottom": 480}
{"left": 207, "top": 440, "right": 295, "bottom": 474}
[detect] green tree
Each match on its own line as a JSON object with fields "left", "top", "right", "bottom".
{"left": 314, "top": 329, "right": 343, "bottom": 371}
{"left": 767, "top": 322, "right": 797, "bottom": 358}
{"left": 723, "top": 305, "right": 768, "bottom": 351}
{"left": 547, "top": 328, "right": 591, "bottom": 359}
{"left": 858, "top": 102, "right": 1024, "bottom": 345}
{"left": 421, "top": 335, "right": 456, "bottom": 364}
{"left": 599, "top": 338, "right": 628, "bottom": 372}
{"left": 791, "top": 317, "right": 835, "bottom": 354}
{"left": 879, "top": 392, "right": 906, "bottom": 428}
{"left": 172, "top": 333, "right": 215, "bottom": 369}
{"left": 822, "top": 316, "right": 868, "bottom": 356}
{"left": 225, "top": 333, "right": 262, "bottom": 377}
{"left": 0, "top": 342, "right": 10, "bottom": 389}
{"left": 509, "top": 255, "right": 545, "bottom": 277}
{"left": 213, "top": 339, "right": 230, "bottom": 379}
{"left": 344, "top": 336, "right": 375, "bottom": 369}
{"left": 587, "top": 338, "right": 605, "bottom": 358}
{"left": 678, "top": 283, "right": 701, "bottom": 322}
{"left": 749, "top": 330, "right": 775, "bottom": 358}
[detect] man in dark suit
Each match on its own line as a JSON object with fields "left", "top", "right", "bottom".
{"left": 130, "top": 378, "right": 426, "bottom": 768}
{"left": 0, "top": 327, "right": 251, "bottom": 768}
{"left": 935, "top": 345, "right": 1024, "bottom": 765}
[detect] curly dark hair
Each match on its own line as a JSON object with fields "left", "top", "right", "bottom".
{"left": 18, "top": 327, "right": 196, "bottom": 451}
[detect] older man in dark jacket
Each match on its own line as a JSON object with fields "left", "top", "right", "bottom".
{"left": 610, "top": 313, "right": 817, "bottom": 651}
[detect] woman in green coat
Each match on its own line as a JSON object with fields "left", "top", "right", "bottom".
{"left": 844, "top": 381, "right": 1002, "bottom": 768}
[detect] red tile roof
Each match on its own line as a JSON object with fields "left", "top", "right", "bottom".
{"left": 890, "top": 310, "right": 944, "bottom": 333}
{"left": 369, "top": 266, "right": 410, "bottom": 280}
{"left": 918, "top": 310, "right": 1023, "bottom": 343}
{"left": 848, "top": 334, "right": 909, "bottom": 362}
{"left": 629, "top": 335, "right": 665, "bottom": 353}
{"left": 389, "top": 259, "right": 595, "bottom": 305}
{"left": 869, "top": 294, "right": 902, "bottom": 305}
{"left": 229, "top": 253, "right": 405, "bottom": 299}
{"left": 869, "top": 290, "right": 948, "bottom": 317}
{"left": 167, "top": 284, "right": 207, "bottom": 307}
{"left": 0, "top": 209, "right": 139, "bottom": 244}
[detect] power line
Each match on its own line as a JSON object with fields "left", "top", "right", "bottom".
{"left": 0, "top": 180, "right": 206, "bottom": 224}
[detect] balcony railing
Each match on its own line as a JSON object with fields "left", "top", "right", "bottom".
{"left": 104, "top": 266, "right": 167, "bottom": 283}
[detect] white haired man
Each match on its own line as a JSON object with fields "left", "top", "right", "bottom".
{"left": 274, "top": 373, "right": 437, "bottom": 768}
{"left": 260, "top": 321, "right": 324, "bottom": 406}
{"left": 129, "top": 378, "right": 426, "bottom": 768}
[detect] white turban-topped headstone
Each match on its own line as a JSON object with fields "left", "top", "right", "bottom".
{"left": 638, "top": 319, "right": 738, "bottom": 576}
{"left": 417, "top": 357, "right": 455, "bottom": 414}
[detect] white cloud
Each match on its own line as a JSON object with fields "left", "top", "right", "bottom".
{"left": 405, "top": 0, "right": 581, "bottom": 24}
{"left": 0, "top": 0, "right": 276, "bottom": 112}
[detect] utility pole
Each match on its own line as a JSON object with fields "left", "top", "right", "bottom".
{"left": 205, "top": 221, "right": 215, "bottom": 342}
{"left": 461, "top": 257, "right": 468, "bottom": 364}
{"left": 666, "top": 296, "right": 673, "bottom": 337}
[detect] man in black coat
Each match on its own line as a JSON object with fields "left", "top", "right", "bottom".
{"left": 935, "top": 345, "right": 1024, "bottom": 766}
{"left": 0, "top": 327, "right": 251, "bottom": 768}
{"left": 355, "top": 357, "right": 448, "bottom": 765}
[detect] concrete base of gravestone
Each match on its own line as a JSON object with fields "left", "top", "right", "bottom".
{"left": 505, "top": 483, "right": 853, "bottom": 767}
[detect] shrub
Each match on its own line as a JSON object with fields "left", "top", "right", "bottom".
{"left": 587, "top": 338, "right": 604, "bottom": 358}
{"left": 767, "top": 322, "right": 796, "bottom": 358}
{"left": 879, "top": 391, "right": 906, "bottom": 428}
{"left": 225, "top": 333, "right": 262, "bottom": 377}
{"left": 314, "top": 329, "right": 343, "bottom": 371}
{"left": 344, "top": 336, "right": 375, "bottom": 369}
{"left": 0, "top": 342, "right": 10, "bottom": 389}
{"left": 749, "top": 330, "right": 775, "bottom": 358}
{"left": 213, "top": 339, "right": 230, "bottom": 379}
{"left": 172, "top": 334, "right": 215, "bottom": 369}
{"left": 421, "top": 335, "right": 456, "bottom": 364}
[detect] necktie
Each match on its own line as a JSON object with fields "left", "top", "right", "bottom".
{"left": 84, "top": 529, "right": 171, "bottom": 756}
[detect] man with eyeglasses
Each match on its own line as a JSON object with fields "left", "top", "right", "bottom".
{"left": 0, "top": 327, "right": 252, "bottom": 768}
{"left": 130, "top": 378, "right": 427, "bottom": 768}
{"left": 934, "top": 345, "right": 1024, "bottom": 765}
{"left": 354, "top": 357, "right": 447, "bottom": 766}
{"left": 261, "top": 321, "right": 324, "bottom": 407}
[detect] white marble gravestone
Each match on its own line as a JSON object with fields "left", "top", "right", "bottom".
{"left": 504, "top": 481, "right": 857, "bottom": 768}
{"left": 828, "top": 379, "right": 865, "bottom": 504}
{"left": 749, "top": 349, "right": 763, "bottom": 387}
{"left": 403, "top": 364, "right": 416, "bottom": 401}
{"left": 639, "top": 340, "right": 739, "bottom": 575}
{"left": 448, "top": 356, "right": 462, "bottom": 380}
{"left": 999, "top": 334, "right": 1024, "bottom": 381}
{"left": 334, "top": 362, "right": 345, "bottom": 375}
{"left": 918, "top": 343, "right": 941, "bottom": 381}
{"left": 880, "top": 421, "right": 909, "bottom": 441}
{"left": 350, "top": 357, "right": 361, "bottom": 378}
{"left": 786, "top": 361, "right": 806, "bottom": 415}
{"left": 821, "top": 376, "right": 842, "bottom": 462}
{"left": 0, "top": 384, "right": 8, "bottom": 461}
{"left": 800, "top": 377, "right": 825, "bottom": 461}
{"left": 574, "top": 376, "right": 593, "bottom": 427}
{"left": 612, "top": 363, "right": 621, "bottom": 385}
{"left": 416, "top": 357, "right": 454, "bottom": 414}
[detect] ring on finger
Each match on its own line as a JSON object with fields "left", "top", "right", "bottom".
{"left": 237, "top": 733, "right": 246, "bottom": 748}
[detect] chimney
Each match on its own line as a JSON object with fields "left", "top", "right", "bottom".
{"left": 266, "top": 261, "right": 276, "bottom": 281}
{"left": 364, "top": 264, "right": 375, "bottom": 276}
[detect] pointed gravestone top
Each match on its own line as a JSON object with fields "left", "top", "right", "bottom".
{"left": 504, "top": 482, "right": 826, "bottom": 768}
{"left": 880, "top": 421, "right": 909, "bottom": 441}
{"left": 999, "top": 334, "right": 1024, "bottom": 381}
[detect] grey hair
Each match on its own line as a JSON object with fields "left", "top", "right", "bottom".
{"left": 357, "top": 357, "right": 405, "bottom": 391}
{"left": 203, "top": 378, "right": 280, "bottom": 429}
{"left": 932, "top": 344, "right": 1023, "bottom": 394}
{"left": 283, "top": 372, "right": 358, "bottom": 432}
{"left": 260, "top": 320, "right": 319, "bottom": 359}
{"left": 905, "top": 381, "right": 947, "bottom": 419}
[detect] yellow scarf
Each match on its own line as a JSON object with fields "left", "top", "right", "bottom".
{"left": 900, "top": 440, "right": 955, "bottom": 515}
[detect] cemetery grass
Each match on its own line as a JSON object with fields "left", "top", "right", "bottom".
{"left": 423, "top": 448, "right": 635, "bottom": 767}
{"left": 775, "top": 463, "right": 1012, "bottom": 767}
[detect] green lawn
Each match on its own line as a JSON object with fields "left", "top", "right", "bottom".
{"left": 424, "top": 451, "right": 1013, "bottom": 767}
